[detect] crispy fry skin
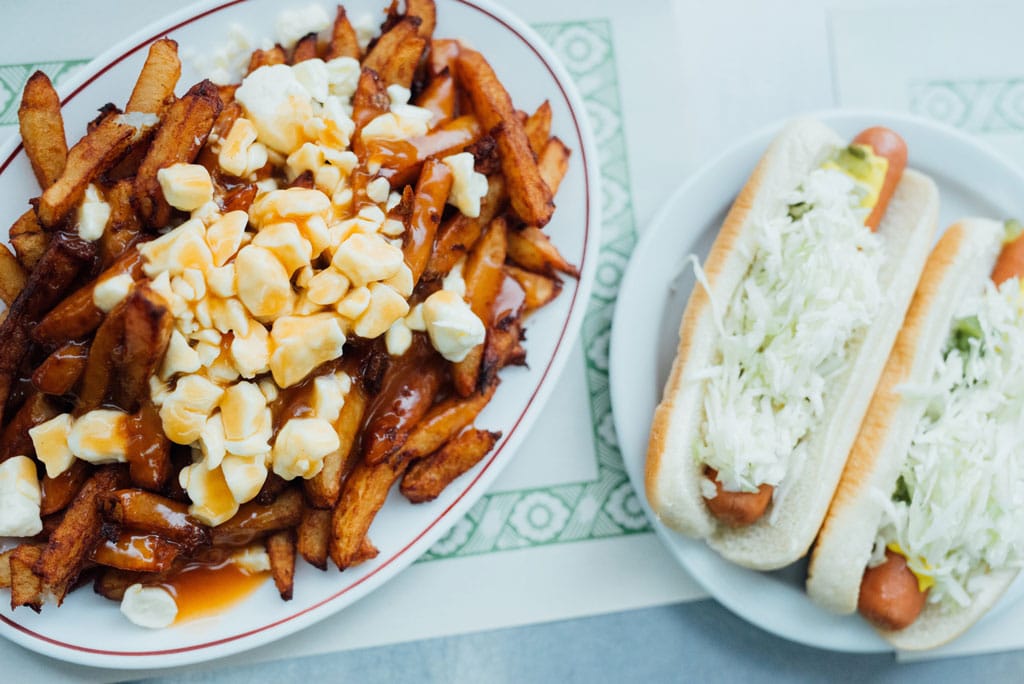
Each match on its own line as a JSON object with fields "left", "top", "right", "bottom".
{"left": 523, "top": 100, "right": 552, "bottom": 159}
{"left": 362, "top": 17, "right": 421, "bottom": 79}
{"left": 505, "top": 264, "right": 562, "bottom": 312}
{"left": 428, "top": 39, "right": 460, "bottom": 77}
{"left": 326, "top": 5, "right": 361, "bottom": 60}
{"left": 102, "top": 489, "right": 211, "bottom": 550}
{"left": 93, "top": 567, "right": 151, "bottom": 602}
{"left": 0, "top": 391, "right": 58, "bottom": 462}
{"left": 211, "top": 488, "right": 304, "bottom": 546}
{"left": 35, "top": 465, "right": 128, "bottom": 603}
{"left": 75, "top": 296, "right": 125, "bottom": 413}
{"left": 266, "top": 529, "right": 296, "bottom": 600}
{"left": 126, "top": 38, "right": 180, "bottom": 116}
{"left": 507, "top": 225, "right": 578, "bottom": 278}
{"left": 361, "top": 338, "right": 446, "bottom": 466}
{"left": 406, "top": 0, "right": 437, "bottom": 39}
{"left": 247, "top": 45, "right": 286, "bottom": 73}
{"left": 99, "top": 178, "right": 143, "bottom": 269}
{"left": 351, "top": 67, "right": 390, "bottom": 145}
{"left": 404, "top": 158, "right": 453, "bottom": 286}
{"left": 125, "top": 400, "right": 172, "bottom": 490}
{"left": 381, "top": 35, "right": 426, "bottom": 90}
{"left": 115, "top": 284, "right": 173, "bottom": 411}
{"left": 291, "top": 33, "right": 319, "bottom": 64}
{"left": 0, "top": 232, "right": 95, "bottom": 425}
{"left": 401, "top": 429, "right": 501, "bottom": 503}
{"left": 134, "top": 79, "right": 222, "bottom": 228}
{"left": 538, "top": 136, "right": 571, "bottom": 197}
{"left": 304, "top": 383, "right": 367, "bottom": 509}
{"left": 414, "top": 69, "right": 455, "bottom": 128}
{"left": 453, "top": 216, "right": 507, "bottom": 396}
{"left": 0, "top": 244, "right": 28, "bottom": 306}
{"left": 33, "top": 247, "right": 144, "bottom": 348}
{"left": 480, "top": 276, "right": 527, "bottom": 386}
{"left": 424, "top": 174, "right": 505, "bottom": 280}
{"left": 0, "top": 548, "right": 11, "bottom": 589}
{"left": 399, "top": 382, "right": 497, "bottom": 461}
{"left": 9, "top": 209, "right": 49, "bottom": 270}
{"left": 38, "top": 113, "right": 154, "bottom": 228}
{"left": 10, "top": 544, "right": 44, "bottom": 611}
{"left": 329, "top": 456, "right": 405, "bottom": 570}
{"left": 91, "top": 532, "right": 181, "bottom": 573}
{"left": 18, "top": 71, "right": 67, "bottom": 189}
{"left": 297, "top": 507, "right": 331, "bottom": 570}
{"left": 457, "top": 49, "right": 554, "bottom": 227}
{"left": 40, "top": 460, "right": 91, "bottom": 516}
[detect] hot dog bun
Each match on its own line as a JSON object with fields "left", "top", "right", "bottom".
{"left": 807, "top": 219, "right": 1012, "bottom": 650}
{"left": 645, "top": 118, "right": 939, "bottom": 570}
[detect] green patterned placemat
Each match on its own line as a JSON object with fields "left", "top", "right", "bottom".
{"left": 0, "top": 18, "right": 649, "bottom": 562}
{"left": 909, "top": 78, "right": 1024, "bottom": 132}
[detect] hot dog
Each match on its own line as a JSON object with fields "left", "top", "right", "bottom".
{"left": 808, "top": 218, "right": 1024, "bottom": 649}
{"left": 646, "top": 118, "right": 939, "bottom": 570}
{"left": 702, "top": 127, "right": 909, "bottom": 528}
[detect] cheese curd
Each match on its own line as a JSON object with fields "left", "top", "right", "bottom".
{"left": 422, "top": 290, "right": 486, "bottom": 363}
{"left": 0, "top": 456, "right": 42, "bottom": 537}
{"left": 68, "top": 409, "right": 129, "bottom": 464}
{"left": 157, "top": 163, "right": 214, "bottom": 211}
{"left": 93, "top": 273, "right": 134, "bottom": 313}
{"left": 234, "top": 65, "right": 313, "bottom": 154}
{"left": 77, "top": 184, "right": 111, "bottom": 242}
{"left": 120, "top": 584, "right": 178, "bottom": 629}
{"left": 442, "top": 152, "right": 489, "bottom": 218}
{"left": 272, "top": 418, "right": 339, "bottom": 480}
{"left": 29, "top": 414, "right": 74, "bottom": 478}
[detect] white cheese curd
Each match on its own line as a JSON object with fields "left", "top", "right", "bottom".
{"left": 120, "top": 584, "right": 178, "bottom": 629}
{"left": 696, "top": 166, "right": 883, "bottom": 506}
{"left": 92, "top": 273, "right": 134, "bottom": 313}
{"left": 234, "top": 64, "right": 314, "bottom": 154}
{"left": 77, "top": 184, "right": 111, "bottom": 241}
{"left": 274, "top": 4, "right": 331, "bottom": 49}
{"left": 442, "top": 152, "right": 488, "bottom": 218}
{"left": 872, "top": 278, "right": 1024, "bottom": 610}
{"left": 422, "top": 290, "right": 486, "bottom": 362}
{"left": 0, "top": 456, "right": 42, "bottom": 537}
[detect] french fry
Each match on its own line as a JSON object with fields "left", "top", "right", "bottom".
{"left": 507, "top": 225, "right": 578, "bottom": 278}
{"left": 125, "top": 400, "right": 172, "bottom": 491}
{"left": 414, "top": 68, "right": 455, "bottom": 129}
{"left": 453, "top": 216, "right": 508, "bottom": 396}
{"left": 361, "top": 339, "right": 445, "bottom": 466}
{"left": 255, "top": 472, "right": 289, "bottom": 505}
{"left": 401, "top": 429, "right": 501, "bottom": 503}
{"left": 291, "top": 33, "right": 319, "bottom": 64}
{"left": 0, "top": 244, "right": 28, "bottom": 306}
{"left": 9, "top": 209, "right": 49, "bottom": 270}
{"left": 326, "top": 5, "right": 361, "bottom": 60}
{"left": 505, "top": 264, "right": 561, "bottom": 312}
{"left": 38, "top": 112, "right": 155, "bottom": 228}
{"left": 524, "top": 100, "right": 552, "bottom": 159}
{"left": 480, "top": 279, "right": 527, "bottom": 386}
{"left": 35, "top": 465, "right": 128, "bottom": 603}
{"left": 75, "top": 297, "right": 125, "bottom": 413}
{"left": 0, "top": 233, "right": 95, "bottom": 425}
{"left": 329, "top": 456, "right": 406, "bottom": 570}
{"left": 33, "top": 246, "right": 144, "bottom": 348}
{"left": 40, "top": 460, "right": 91, "bottom": 516}
{"left": 18, "top": 71, "right": 67, "bottom": 189}
{"left": 134, "top": 79, "right": 222, "bottom": 228}
{"left": 266, "top": 529, "right": 296, "bottom": 600}
{"left": 363, "top": 17, "right": 421, "bottom": 78}
{"left": 538, "top": 136, "right": 571, "bottom": 197}
{"left": 93, "top": 567, "right": 150, "bottom": 602}
{"left": 404, "top": 158, "right": 453, "bottom": 285}
{"left": 211, "top": 487, "right": 304, "bottom": 546}
{"left": 101, "top": 489, "right": 211, "bottom": 550}
{"left": 10, "top": 544, "right": 44, "bottom": 611}
{"left": 0, "top": 391, "right": 58, "bottom": 461}
{"left": 0, "top": 548, "right": 12, "bottom": 589}
{"left": 351, "top": 67, "right": 390, "bottom": 147}
{"left": 424, "top": 174, "right": 506, "bottom": 280}
{"left": 126, "top": 38, "right": 180, "bottom": 115}
{"left": 220, "top": 182, "right": 258, "bottom": 213}
{"left": 114, "top": 284, "right": 173, "bottom": 411}
{"left": 304, "top": 383, "right": 367, "bottom": 509}
{"left": 399, "top": 382, "right": 497, "bottom": 461}
{"left": 98, "top": 178, "right": 143, "bottom": 269}
{"left": 247, "top": 45, "right": 286, "bottom": 73}
{"left": 429, "top": 39, "right": 460, "bottom": 77}
{"left": 383, "top": 35, "right": 426, "bottom": 90}
{"left": 367, "top": 114, "right": 481, "bottom": 187}
{"left": 92, "top": 532, "right": 181, "bottom": 573}
{"left": 406, "top": 0, "right": 437, "bottom": 39}
{"left": 297, "top": 507, "right": 331, "bottom": 570}
{"left": 457, "top": 48, "right": 554, "bottom": 227}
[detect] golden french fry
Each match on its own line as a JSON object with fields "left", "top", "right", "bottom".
{"left": 10, "top": 544, "right": 44, "bottom": 611}
{"left": 40, "top": 460, "right": 91, "bottom": 516}
{"left": 414, "top": 69, "right": 455, "bottom": 129}
{"left": 304, "top": 383, "right": 367, "bottom": 509}
{"left": 266, "top": 529, "right": 296, "bottom": 600}
{"left": 0, "top": 391, "right": 58, "bottom": 461}
{"left": 367, "top": 114, "right": 481, "bottom": 188}
{"left": 92, "top": 532, "right": 181, "bottom": 573}
{"left": 18, "top": 71, "right": 67, "bottom": 189}
{"left": 401, "top": 429, "right": 501, "bottom": 503}
{"left": 329, "top": 456, "right": 405, "bottom": 570}
{"left": 291, "top": 33, "right": 319, "bottom": 64}
{"left": 9, "top": 209, "right": 49, "bottom": 270}
{"left": 76, "top": 297, "right": 125, "bottom": 413}
{"left": 351, "top": 67, "right": 390, "bottom": 147}
{"left": 297, "top": 507, "right": 331, "bottom": 570}
{"left": 404, "top": 158, "right": 453, "bottom": 285}
{"left": 93, "top": 567, "right": 150, "bottom": 602}
{"left": 247, "top": 45, "right": 286, "bottom": 73}
{"left": 400, "top": 382, "right": 497, "bottom": 461}
{"left": 35, "top": 465, "right": 129, "bottom": 603}
{"left": 505, "top": 264, "right": 562, "bottom": 312}
{"left": 114, "top": 284, "right": 173, "bottom": 411}
{"left": 363, "top": 17, "right": 421, "bottom": 77}
{"left": 406, "top": 0, "right": 436, "bottom": 38}
{"left": 211, "top": 488, "right": 304, "bottom": 546}
{"left": 125, "top": 400, "right": 172, "bottom": 491}
{"left": 99, "top": 178, "right": 143, "bottom": 269}
{"left": 0, "top": 243, "right": 28, "bottom": 306}
{"left": 524, "top": 100, "right": 552, "bottom": 159}
{"left": 102, "top": 488, "right": 211, "bottom": 550}
{"left": 538, "top": 136, "right": 571, "bottom": 197}
{"left": 425, "top": 174, "right": 506, "bottom": 281}
{"left": 507, "top": 225, "right": 579, "bottom": 278}
{"left": 134, "top": 79, "right": 222, "bottom": 228}
{"left": 0, "top": 548, "right": 12, "bottom": 589}
{"left": 457, "top": 48, "right": 554, "bottom": 227}
{"left": 326, "top": 5, "right": 361, "bottom": 60}
{"left": 126, "top": 38, "right": 181, "bottom": 115}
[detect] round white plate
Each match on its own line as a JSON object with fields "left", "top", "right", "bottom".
{"left": 0, "top": 0, "right": 599, "bottom": 668}
{"left": 610, "top": 110, "right": 1024, "bottom": 653}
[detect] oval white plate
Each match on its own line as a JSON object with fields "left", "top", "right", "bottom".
{"left": 0, "top": 0, "right": 599, "bottom": 669}
{"left": 610, "top": 110, "right": 1024, "bottom": 653}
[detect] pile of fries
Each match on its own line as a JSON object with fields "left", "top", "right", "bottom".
{"left": 0, "top": 0, "right": 576, "bottom": 620}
